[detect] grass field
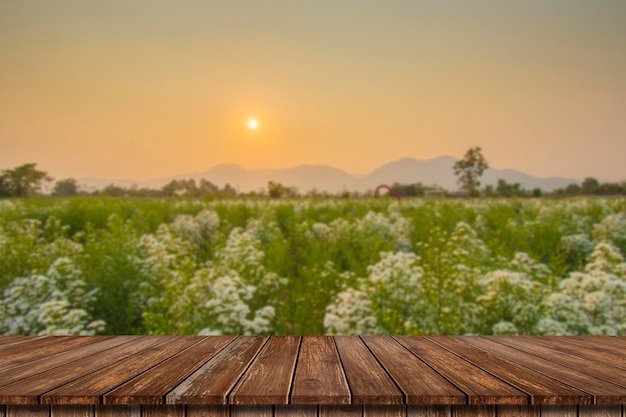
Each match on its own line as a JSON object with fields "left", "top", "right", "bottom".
{"left": 1, "top": 197, "right": 625, "bottom": 336}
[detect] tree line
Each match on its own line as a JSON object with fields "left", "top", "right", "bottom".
{"left": 2, "top": 158, "right": 625, "bottom": 199}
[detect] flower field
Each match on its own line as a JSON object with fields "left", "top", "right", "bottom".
{"left": 1, "top": 197, "right": 625, "bottom": 336}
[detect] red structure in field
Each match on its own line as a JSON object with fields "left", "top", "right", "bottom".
{"left": 374, "top": 184, "right": 401, "bottom": 200}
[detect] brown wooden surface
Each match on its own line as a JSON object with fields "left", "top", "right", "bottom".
{"left": 291, "top": 336, "right": 351, "bottom": 405}
{"left": 166, "top": 336, "right": 268, "bottom": 405}
{"left": 0, "top": 336, "right": 624, "bottom": 407}
{"left": 427, "top": 336, "right": 590, "bottom": 405}
{"left": 104, "top": 336, "right": 235, "bottom": 405}
{"left": 335, "top": 337, "right": 403, "bottom": 405}
{"left": 1, "top": 404, "right": 625, "bottom": 417}
{"left": 458, "top": 337, "right": 626, "bottom": 404}
{"left": 395, "top": 337, "right": 528, "bottom": 405}
{"left": 229, "top": 336, "right": 300, "bottom": 405}
{"left": 363, "top": 337, "right": 465, "bottom": 405}
{"left": 0, "top": 337, "right": 167, "bottom": 404}
{"left": 42, "top": 337, "right": 203, "bottom": 405}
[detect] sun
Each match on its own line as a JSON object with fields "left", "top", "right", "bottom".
{"left": 248, "top": 119, "right": 258, "bottom": 129}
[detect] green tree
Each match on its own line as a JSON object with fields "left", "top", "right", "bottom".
{"left": 581, "top": 177, "right": 600, "bottom": 195}
{"left": 0, "top": 163, "right": 52, "bottom": 197}
{"left": 52, "top": 178, "right": 79, "bottom": 197}
{"left": 267, "top": 181, "right": 285, "bottom": 198}
{"left": 453, "top": 147, "right": 489, "bottom": 196}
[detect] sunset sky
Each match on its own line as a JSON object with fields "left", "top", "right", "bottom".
{"left": 1, "top": 1, "right": 625, "bottom": 182}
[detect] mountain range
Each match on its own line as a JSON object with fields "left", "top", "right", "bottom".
{"left": 79, "top": 156, "right": 578, "bottom": 193}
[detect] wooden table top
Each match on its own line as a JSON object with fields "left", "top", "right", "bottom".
{"left": 0, "top": 336, "right": 624, "bottom": 406}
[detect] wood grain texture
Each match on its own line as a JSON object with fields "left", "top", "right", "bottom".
{"left": 230, "top": 406, "right": 273, "bottom": 417}
{"left": 95, "top": 406, "right": 140, "bottom": 417}
{"left": 451, "top": 405, "right": 495, "bottom": 417}
{"left": 291, "top": 336, "right": 350, "bottom": 405}
{"left": 140, "top": 406, "right": 183, "bottom": 417}
{"left": 490, "top": 337, "right": 626, "bottom": 388}
{"left": 523, "top": 337, "right": 626, "bottom": 371}
{"left": 105, "top": 337, "right": 235, "bottom": 405}
{"left": 43, "top": 337, "right": 202, "bottom": 404}
{"left": 50, "top": 406, "right": 94, "bottom": 417}
{"left": 6, "top": 406, "right": 50, "bottom": 417}
{"left": 540, "top": 405, "right": 577, "bottom": 417}
{"left": 363, "top": 405, "right": 405, "bottom": 417}
{"left": 0, "top": 337, "right": 107, "bottom": 371}
{"left": 396, "top": 337, "right": 527, "bottom": 405}
{"left": 496, "top": 405, "right": 540, "bottom": 417}
{"left": 230, "top": 336, "right": 300, "bottom": 405}
{"left": 319, "top": 405, "right": 362, "bottom": 417}
{"left": 0, "top": 337, "right": 39, "bottom": 347}
{"left": 428, "top": 336, "right": 590, "bottom": 405}
{"left": 335, "top": 337, "right": 403, "bottom": 405}
{"left": 274, "top": 405, "right": 317, "bottom": 417}
{"left": 460, "top": 337, "right": 626, "bottom": 404}
{"left": 363, "top": 337, "right": 465, "bottom": 405}
{"left": 579, "top": 406, "right": 623, "bottom": 417}
{"left": 166, "top": 336, "right": 268, "bottom": 405}
{"left": 184, "top": 406, "right": 228, "bottom": 417}
{"left": 0, "top": 337, "right": 167, "bottom": 404}
{"left": 407, "top": 405, "right": 451, "bottom": 417}
{"left": 0, "top": 336, "right": 624, "bottom": 409}
{"left": 0, "top": 337, "right": 137, "bottom": 390}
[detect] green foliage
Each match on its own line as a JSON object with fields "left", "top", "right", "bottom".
{"left": 453, "top": 147, "right": 489, "bottom": 196}
{"left": 0, "top": 163, "right": 52, "bottom": 197}
{"left": 1, "top": 196, "right": 626, "bottom": 335}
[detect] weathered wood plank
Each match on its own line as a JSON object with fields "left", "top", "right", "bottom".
{"left": 460, "top": 337, "right": 626, "bottom": 404}
{"left": 428, "top": 336, "right": 590, "bottom": 404}
{"left": 230, "top": 405, "right": 273, "bottom": 417}
{"left": 43, "top": 337, "right": 202, "bottom": 404}
{"left": 396, "top": 337, "right": 527, "bottom": 405}
{"left": 6, "top": 406, "right": 49, "bottom": 417}
{"left": 140, "top": 406, "right": 183, "bottom": 417}
{"left": 166, "top": 336, "right": 268, "bottom": 405}
{"left": 185, "top": 405, "right": 229, "bottom": 417}
{"left": 407, "top": 405, "right": 451, "bottom": 417}
{"left": 95, "top": 405, "right": 140, "bottom": 417}
{"left": 0, "top": 337, "right": 138, "bottom": 390}
{"left": 274, "top": 405, "right": 317, "bottom": 417}
{"left": 319, "top": 405, "right": 361, "bottom": 417}
{"left": 0, "top": 337, "right": 45, "bottom": 348}
{"left": 540, "top": 405, "right": 577, "bottom": 417}
{"left": 50, "top": 406, "right": 94, "bottom": 417}
{"left": 335, "top": 337, "right": 403, "bottom": 405}
{"left": 291, "top": 336, "right": 350, "bottom": 405}
{"left": 0, "top": 337, "right": 168, "bottom": 404}
{"left": 0, "top": 337, "right": 107, "bottom": 371}
{"left": 563, "top": 336, "right": 626, "bottom": 351}
{"left": 491, "top": 337, "right": 626, "bottom": 388}
{"left": 497, "top": 405, "right": 540, "bottom": 417}
{"left": 579, "top": 405, "right": 623, "bottom": 417}
{"left": 229, "top": 336, "right": 300, "bottom": 405}
{"left": 105, "top": 337, "right": 235, "bottom": 405}
{"left": 558, "top": 337, "right": 626, "bottom": 359}
{"left": 523, "top": 337, "right": 626, "bottom": 371}
{"left": 363, "top": 336, "right": 465, "bottom": 404}
{"left": 451, "top": 405, "right": 495, "bottom": 417}
{"left": 363, "top": 405, "right": 405, "bottom": 417}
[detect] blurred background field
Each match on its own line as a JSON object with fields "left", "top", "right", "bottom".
{"left": 1, "top": 196, "right": 625, "bottom": 336}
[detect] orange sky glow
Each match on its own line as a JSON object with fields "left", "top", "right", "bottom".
{"left": 1, "top": 1, "right": 625, "bottom": 182}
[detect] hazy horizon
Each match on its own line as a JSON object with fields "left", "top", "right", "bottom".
{"left": 2, "top": 1, "right": 625, "bottom": 182}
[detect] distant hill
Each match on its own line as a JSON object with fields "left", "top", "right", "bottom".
{"left": 79, "top": 157, "right": 579, "bottom": 193}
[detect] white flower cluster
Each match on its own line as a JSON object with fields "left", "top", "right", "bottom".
{"left": 197, "top": 226, "right": 286, "bottom": 335}
{"left": 0, "top": 258, "right": 104, "bottom": 335}
{"left": 539, "top": 241, "right": 626, "bottom": 335}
